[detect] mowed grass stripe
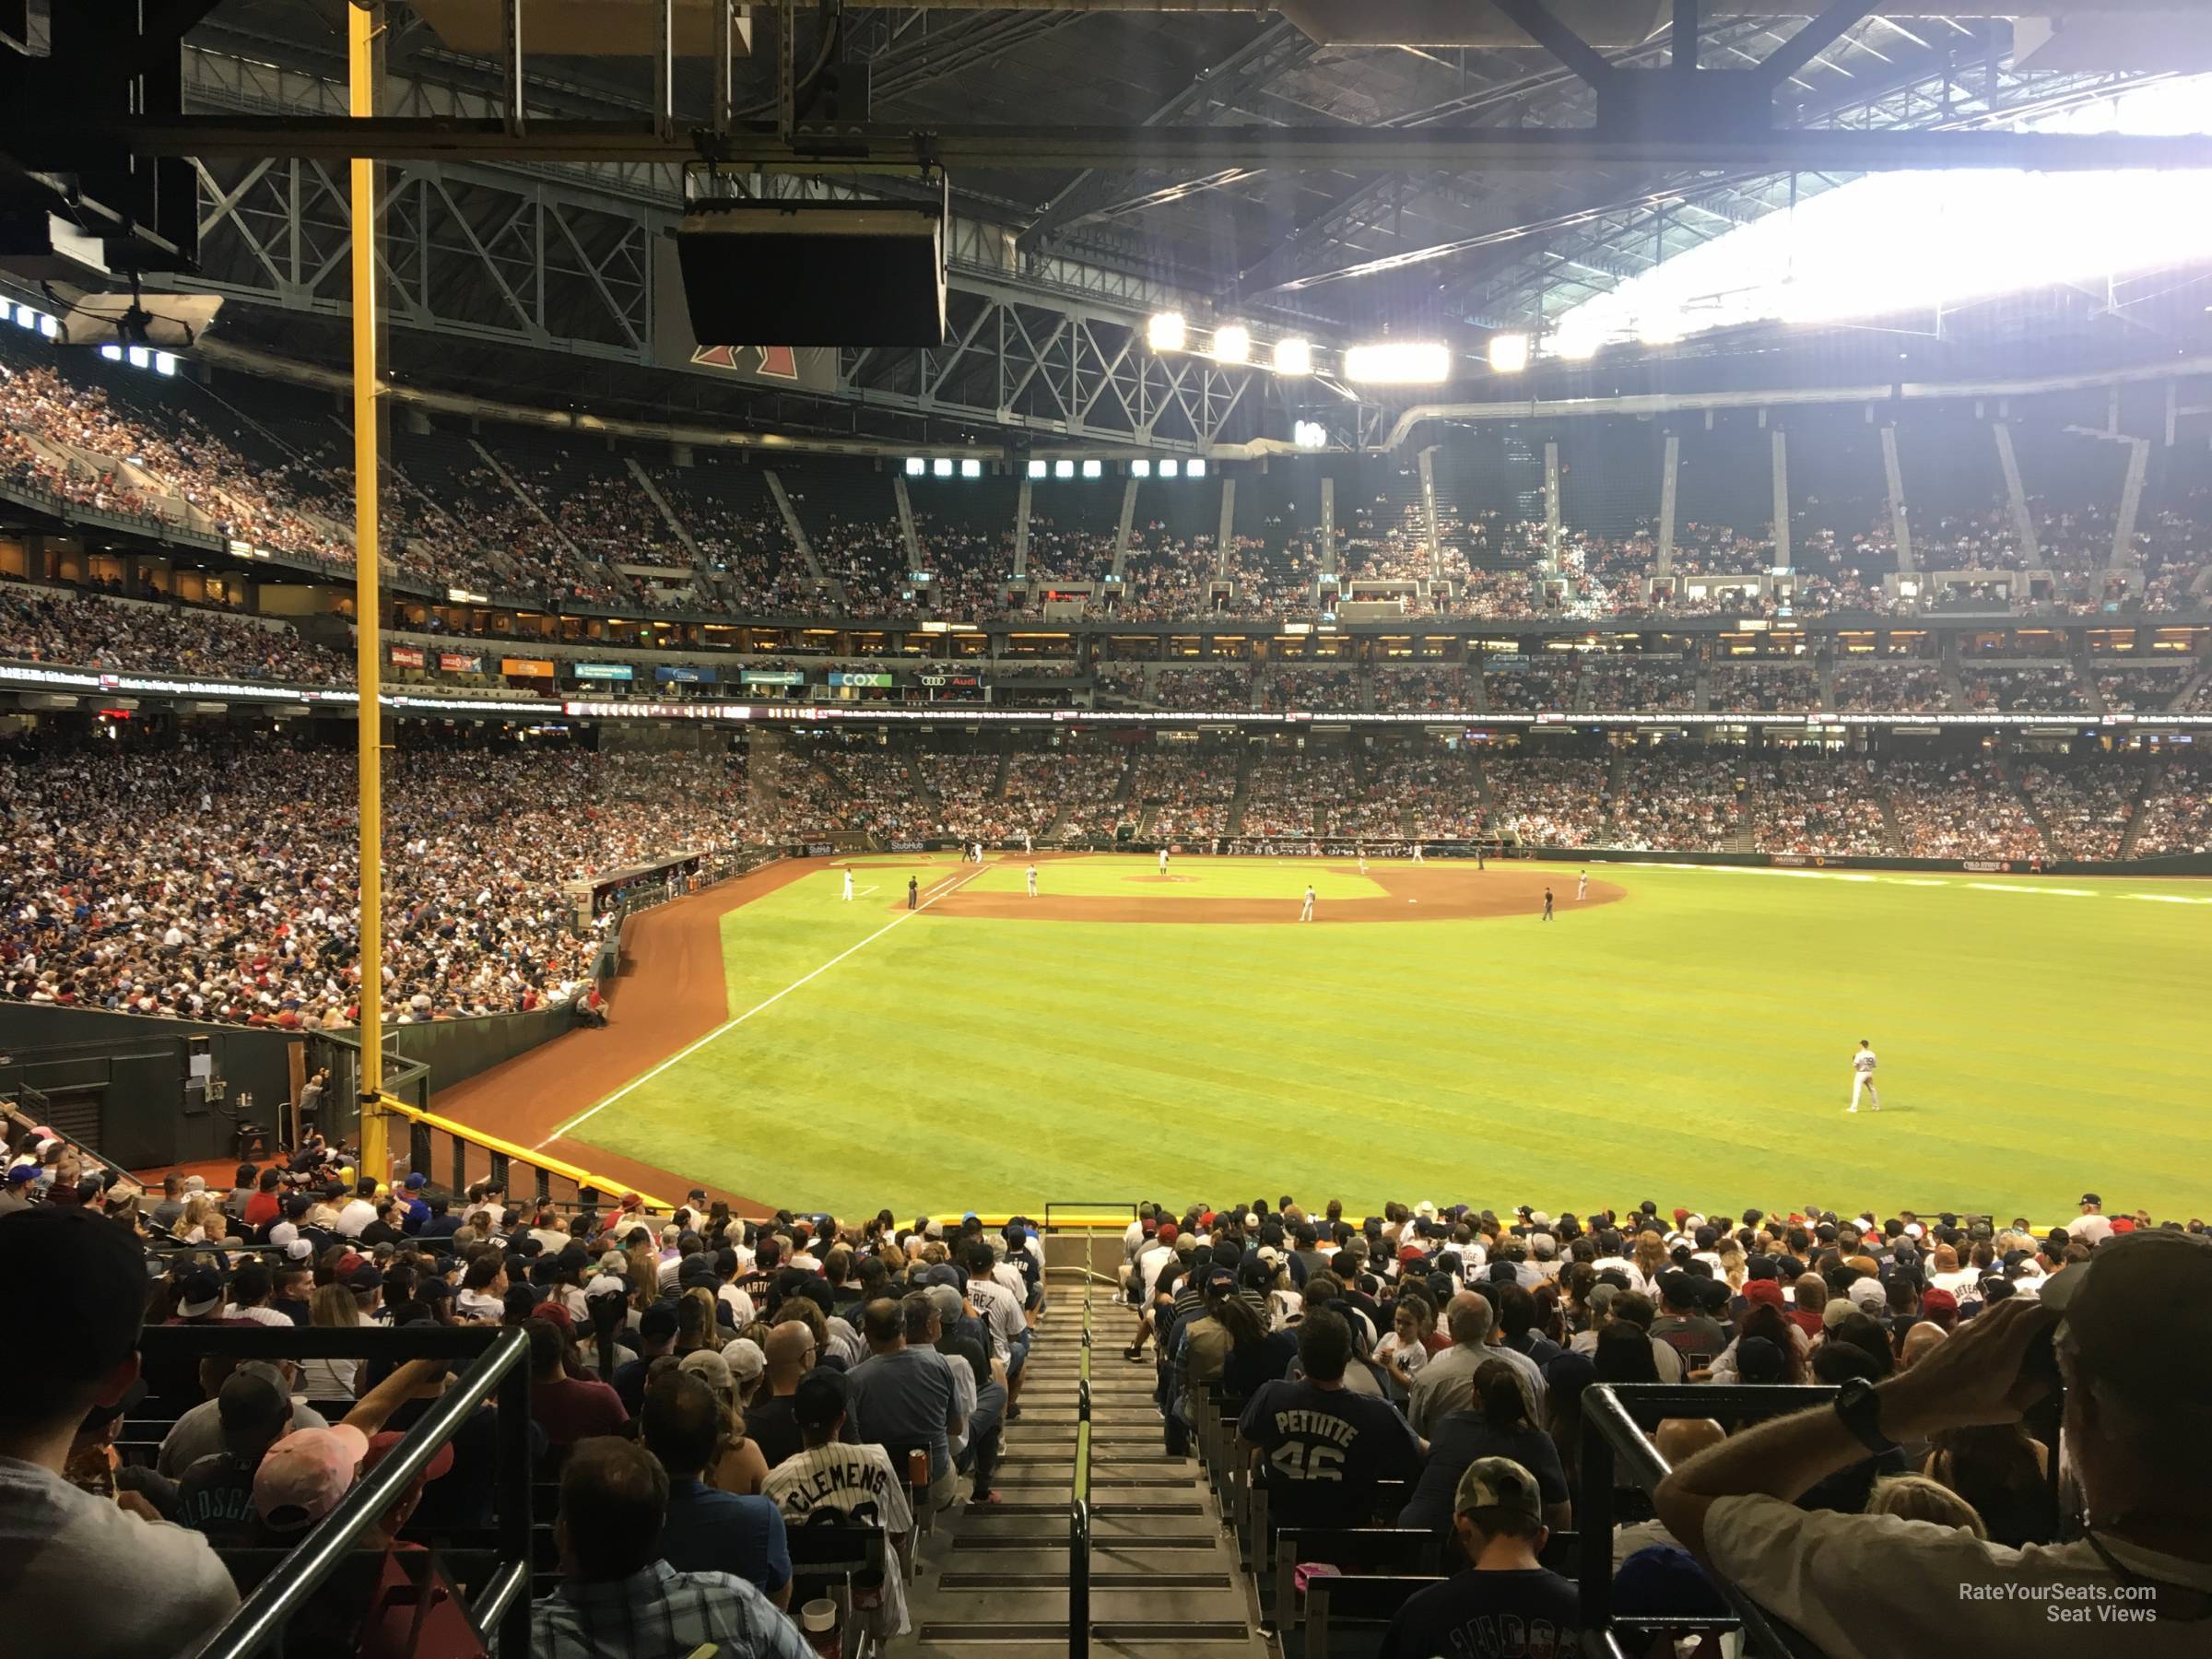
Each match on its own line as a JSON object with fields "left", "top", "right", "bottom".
{"left": 566, "top": 864, "right": 2212, "bottom": 1219}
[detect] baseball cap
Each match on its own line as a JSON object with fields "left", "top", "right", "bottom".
{"left": 344, "top": 1261, "right": 383, "bottom": 1293}
{"left": 1919, "top": 1287, "right": 1959, "bottom": 1317}
{"left": 2079, "top": 1194, "right": 2102, "bottom": 1207}
{"left": 679, "top": 1348, "right": 733, "bottom": 1394}
{"left": 176, "top": 1267, "right": 225, "bottom": 1319}
{"left": 2041, "top": 1230, "right": 2212, "bottom": 1406}
{"left": 720, "top": 1337, "right": 767, "bottom": 1383}
{"left": 924, "top": 1282, "right": 964, "bottom": 1326}
{"left": 404, "top": 1172, "right": 426, "bottom": 1190}
{"left": 254, "top": 1424, "right": 371, "bottom": 1533}
{"left": 1846, "top": 1277, "right": 1888, "bottom": 1313}
{"left": 4, "top": 1165, "right": 36, "bottom": 1185}
{"left": 793, "top": 1369, "right": 850, "bottom": 1432}
{"left": 1453, "top": 1455, "right": 1544, "bottom": 1523}
{"left": 218, "top": 1370, "right": 291, "bottom": 1456}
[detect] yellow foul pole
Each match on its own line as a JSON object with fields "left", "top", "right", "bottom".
{"left": 349, "top": 2, "right": 387, "bottom": 1179}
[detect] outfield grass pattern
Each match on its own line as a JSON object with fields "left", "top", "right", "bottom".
{"left": 572, "top": 857, "right": 2212, "bottom": 1222}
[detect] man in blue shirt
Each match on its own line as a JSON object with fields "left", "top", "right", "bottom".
{"left": 641, "top": 1369, "right": 792, "bottom": 1607}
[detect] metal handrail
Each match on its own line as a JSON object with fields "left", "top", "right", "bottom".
{"left": 1578, "top": 1383, "right": 1835, "bottom": 1659}
{"left": 1070, "top": 1231, "right": 1096, "bottom": 1659}
{"left": 141, "top": 1324, "right": 536, "bottom": 1659}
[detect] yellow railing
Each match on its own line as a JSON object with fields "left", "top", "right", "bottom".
{"left": 374, "top": 1093, "right": 673, "bottom": 1212}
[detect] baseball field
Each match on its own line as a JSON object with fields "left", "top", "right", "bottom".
{"left": 438, "top": 853, "right": 2212, "bottom": 1223}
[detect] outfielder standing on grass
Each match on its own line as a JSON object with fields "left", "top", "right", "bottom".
{"left": 1025, "top": 864, "right": 1038, "bottom": 898}
{"left": 1577, "top": 870, "right": 1589, "bottom": 902}
{"left": 1300, "top": 883, "right": 1316, "bottom": 922}
{"left": 841, "top": 867, "right": 854, "bottom": 902}
{"left": 1847, "top": 1039, "right": 1881, "bottom": 1113}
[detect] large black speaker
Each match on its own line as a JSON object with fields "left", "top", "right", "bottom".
{"left": 677, "top": 197, "right": 947, "bottom": 347}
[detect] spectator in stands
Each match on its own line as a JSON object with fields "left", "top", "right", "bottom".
{"left": 1377, "top": 1458, "right": 1581, "bottom": 1659}
{"left": 0, "top": 1207, "right": 241, "bottom": 1654}
{"left": 528, "top": 1317, "right": 628, "bottom": 1451}
{"left": 1399, "top": 1359, "right": 1572, "bottom": 1535}
{"left": 1409, "top": 1291, "right": 1546, "bottom": 1436}
{"left": 1657, "top": 1234, "right": 2212, "bottom": 1654}
{"left": 1922, "top": 1422, "right": 2058, "bottom": 1548}
{"left": 843, "top": 1295, "right": 963, "bottom": 1513}
{"left": 743, "top": 1320, "right": 817, "bottom": 1470}
{"left": 531, "top": 1437, "right": 810, "bottom": 1659}
{"left": 759, "top": 1370, "right": 913, "bottom": 1640}
{"left": 1237, "top": 1308, "right": 1420, "bottom": 1528}
{"left": 641, "top": 1369, "right": 791, "bottom": 1605}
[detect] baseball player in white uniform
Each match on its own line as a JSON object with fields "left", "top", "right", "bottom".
{"left": 841, "top": 867, "right": 854, "bottom": 901}
{"left": 1025, "top": 864, "right": 1038, "bottom": 898}
{"left": 1410, "top": 842, "right": 1424, "bottom": 865}
{"left": 1576, "top": 870, "right": 1589, "bottom": 901}
{"left": 1847, "top": 1040, "right": 1880, "bottom": 1112}
{"left": 1022, "top": 830, "right": 1033, "bottom": 855}
{"left": 1356, "top": 846, "right": 1368, "bottom": 875}
{"left": 971, "top": 841, "right": 984, "bottom": 865}
{"left": 1299, "top": 883, "right": 1315, "bottom": 922}
{"left": 1159, "top": 847, "right": 1170, "bottom": 876}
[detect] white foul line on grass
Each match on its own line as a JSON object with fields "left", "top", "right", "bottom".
{"left": 537, "top": 862, "right": 985, "bottom": 1148}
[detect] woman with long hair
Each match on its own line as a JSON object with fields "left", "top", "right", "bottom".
{"left": 674, "top": 1287, "right": 721, "bottom": 1355}
{"left": 678, "top": 1349, "right": 771, "bottom": 1496}
{"left": 1398, "top": 1358, "right": 1572, "bottom": 1533}
{"left": 301, "top": 1283, "right": 362, "bottom": 1405}
{"left": 1925, "top": 1424, "right": 2057, "bottom": 1548}
{"left": 1627, "top": 1230, "right": 1669, "bottom": 1297}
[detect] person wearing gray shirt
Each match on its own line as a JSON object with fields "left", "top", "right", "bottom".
{"left": 842, "top": 1294, "right": 964, "bottom": 1512}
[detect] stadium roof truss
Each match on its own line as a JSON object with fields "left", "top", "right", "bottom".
{"left": 4, "top": 2, "right": 2204, "bottom": 446}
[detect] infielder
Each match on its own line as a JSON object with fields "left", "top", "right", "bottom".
{"left": 1410, "top": 842, "right": 1424, "bottom": 865}
{"left": 1576, "top": 870, "right": 1589, "bottom": 901}
{"left": 1022, "top": 830, "right": 1033, "bottom": 855}
{"left": 1356, "top": 846, "right": 1368, "bottom": 875}
{"left": 1848, "top": 1040, "right": 1881, "bottom": 1113}
{"left": 972, "top": 841, "right": 984, "bottom": 865}
{"left": 841, "top": 867, "right": 854, "bottom": 901}
{"left": 1159, "top": 847, "right": 1170, "bottom": 876}
{"left": 1541, "top": 887, "right": 1554, "bottom": 921}
{"left": 1299, "top": 883, "right": 1316, "bottom": 922}
{"left": 1025, "top": 864, "right": 1039, "bottom": 898}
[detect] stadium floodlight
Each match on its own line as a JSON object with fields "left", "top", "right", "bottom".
{"left": 1081, "top": 459, "right": 1103, "bottom": 479}
{"left": 933, "top": 457, "right": 954, "bottom": 477}
{"left": 1488, "top": 333, "right": 1531, "bottom": 374}
{"left": 99, "top": 344, "right": 123, "bottom": 362}
{"left": 1054, "top": 459, "right": 1076, "bottom": 479}
{"left": 152, "top": 352, "right": 177, "bottom": 376}
{"left": 1343, "top": 342, "right": 1451, "bottom": 384}
{"left": 125, "top": 346, "right": 151, "bottom": 370}
{"left": 960, "top": 458, "right": 982, "bottom": 478}
{"left": 1293, "top": 419, "right": 1328, "bottom": 450}
{"left": 37, "top": 314, "right": 56, "bottom": 338}
{"left": 1147, "top": 311, "right": 1187, "bottom": 352}
{"left": 905, "top": 457, "right": 925, "bottom": 477}
{"left": 12, "top": 304, "right": 35, "bottom": 330}
{"left": 1027, "top": 459, "right": 1047, "bottom": 479}
{"left": 1210, "top": 324, "right": 1252, "bottom": 365}
{"left": 1636, "top": 314, "right": 1684, "bottom": 347}
{"left": 1551, "top": 331, "right": 1600, "bottom": 361}
{"left": 1274, "top": 336, "right": 1313, "bottom": 377}
{"left": 1131, "top": 460, "right": 1152, "bottom": 479}
{"left": 1159, "top": 459, "right": 1180, "bottom": 479}
{"left": 1187, "top": 458, "right": 1206, "bottom": 478}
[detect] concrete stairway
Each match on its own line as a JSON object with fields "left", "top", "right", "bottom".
{"left": 899, "top": 1307, "right": 1262, "bottom": 1656}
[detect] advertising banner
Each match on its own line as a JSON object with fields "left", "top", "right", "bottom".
{"left": 653, "top": 665, "right": 714, "bottom": 683}
{"left": 501, "top": 657, "right": 556, "bottom": 677}
{"left": 438, "top": 653, "right": 483, "bottom": 674}
{"left": 573, "top": 663, "right": 635, "bottom": 682}
{"left": 389, "top": 645, "right": 425, "bottom": 669}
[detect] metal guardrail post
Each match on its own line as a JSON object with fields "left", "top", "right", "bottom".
{"left": 450, "top": 1130, "right": 467, "bottom": 1196}
{"left": 488, "top": 1148, "right": 510, "bottom": 1191}
{"left": 497, "top": 1321, "right": 536, "bottom": 1657}
{"left": 408, "top": 1118, "right": 432, "bottom": 1177}
{"left": 1070, "top": 1262, "right": 1094, "bottom": 1659}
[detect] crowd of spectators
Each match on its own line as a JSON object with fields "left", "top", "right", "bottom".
{"left": 1238, "top": 747, "right": 1354, "bottom": 840}
{"left": 1485, "top": 755, "right": 1610, "bottom": 847}
{"left": 2093, "top": 665, "right": 2192, "bottom": 714}
{"left": 1834, "top": 662, "right": 1947, "bottom": 714}
{"left": 1134, "top": 749, "right": 1241, "bottom": 840}
{"left": 1584, "top": 659, "right": 1697, "bottom": 712}
{"left": 0, "top": 737, "right": 768, "bottom": 1025}
{"left": 1003, "top": 744, "right": 1132, "bottom": 842}
{"left": 1265, "top": 666, "right": 1361, "bottom": 713}
{"left": 1372, "top": 665, "right": 1471, "bottom": 713}
{"left": 0, "top": 578, "right": 347, "bottom": 685}
{"left": 1882, "top": 759, "right": 2047, "bottom": 860}
{"left": 2014, "top": 757, "right": 2144, "bottom": 861}
{"left": 1747, "top": 756, "right": 1893, "bottom": 856}
{"left": 1713, "top": 663, "right": 1824, "bottom": 714}
{"left": 1482, "top": 668, "right": 1575, "bottom": 713}
{"left": 1097, "top": 665, "right": 1251, "bottom": 712}
{"left": 2131, "top": 751, "right": 2210, "bottom": 854}
{"left": 1960, "top": 665, "right": 2088, "bottom": 714}
{"left": 1607, "top": 758, "right": 1743, "bottom": 852}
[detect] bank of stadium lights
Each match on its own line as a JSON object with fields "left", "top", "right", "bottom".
{"left": 1054, "top": 460, "right": 1075, "bottom": 479}
{"left": 1487, "top": 333, "right": 1530, "bottom": 375}
{"left": 94, "top": 340, "right": 178, "bottom": 375}
{"left": 905, "top": 456, "right": 987, "bottom": 478}
{"left": 1209, "top": 324, "right": 1251, "bottom": 366}
{"left": 1343, "top": 342, "right": 1452, "bottom": 385}
{"left": 12, "top": 302, "right": 58, "bottom": 339}
{"left": 960, "top": 459, "right": 982, "bottom": 479}
{"left": 1293, "top": 420, "right": 1328, "bottom": 450}
{"left": 1274, "top": 337, "right": 1312, "bottom": 377}
{"left": 1147, "top": 312, "right": 1187, "bottom": 353}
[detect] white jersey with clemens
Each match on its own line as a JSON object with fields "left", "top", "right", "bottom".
{"left": 1849, "top": 1047, "right": 1880, "bottom": 1111}
{"left": 761, "top": 1441, "right": 914, "bottom": 1637}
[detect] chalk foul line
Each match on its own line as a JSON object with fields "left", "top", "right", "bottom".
{"left": 537, "top": 862, "right": 987, "bottom": 1147}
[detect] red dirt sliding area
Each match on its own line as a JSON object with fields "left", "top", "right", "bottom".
{"left": 435, "top": 854, "right": 1619, "bottom": 1212}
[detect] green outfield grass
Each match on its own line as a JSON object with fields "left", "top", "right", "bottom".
{"left": 566, "top": 857, "right": 2212, "bottom": 1222}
